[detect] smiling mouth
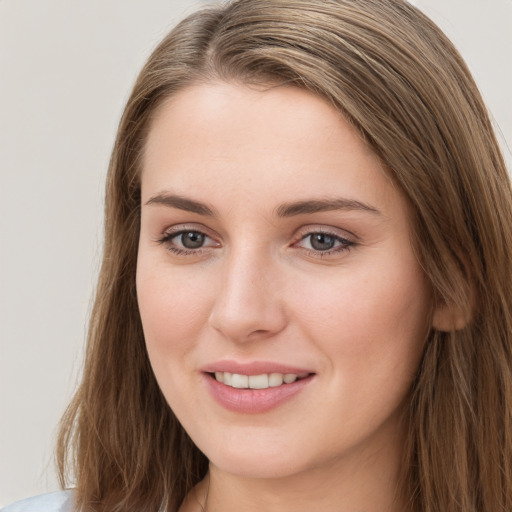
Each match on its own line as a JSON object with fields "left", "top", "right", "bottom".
{"left": 209, "top": 371, "right": 312, "bottom": 390}
{"left": 204, "top": 369, "right": 315, "bottom": 413}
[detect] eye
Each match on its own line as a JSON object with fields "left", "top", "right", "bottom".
{"left": 307, "top": 233, "right": 338, "bottom": 251}
{"left": 157, "top": 227, "right": 219, "bottom": 255}
{"left": 296, "top": 230, "right": 354, "bottom": 255}
{"left": 176, "top": 231, "right": 207, "bottom": 249}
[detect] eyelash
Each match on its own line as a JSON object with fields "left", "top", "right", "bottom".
{"left": 156, "top": 227, "right": 355, "bottom": 257}
{"left": 294, "top": 229, "right": 354, "bottom": 257}
{"left": 157, "top": 228, "right": 216, "bottom": 256}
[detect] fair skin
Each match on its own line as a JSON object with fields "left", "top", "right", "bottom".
{"left": 137, "top": 82, "right": 440, "bottom": 512}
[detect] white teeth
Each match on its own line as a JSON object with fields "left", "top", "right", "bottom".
{"left": 269, "top": 373, "right": 284, "bottom": 387}
{"left": 213, "top": 371, "right": 307, "bottom": 389}
{"left": 231, "top": 373, "right": 249, "bottom": 388}
{"left": 249, "top": 374, "right": 269, "bottom": 389}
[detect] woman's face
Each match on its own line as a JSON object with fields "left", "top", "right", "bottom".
{"left": 137, "top": 82, "right": 432, "bottom": 479}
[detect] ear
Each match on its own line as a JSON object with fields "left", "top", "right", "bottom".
{"left": 432, "top": 302, "right": 470, "bottom": 332}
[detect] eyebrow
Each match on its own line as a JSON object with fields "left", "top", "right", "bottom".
{"left": 145, "top": 193, "right": 215, "bottom": 216}
{"left": 275, "top": 198, "right": 381, "bottom": 217}
{"left": 145, "top": 193, "right": 380, "bottom": 218}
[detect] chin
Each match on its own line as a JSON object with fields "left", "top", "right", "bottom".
{"left": 212, "top": 454, "right": 308, "bottom": 480}
{"left": 195, "top": 431, "right": 318, "bottom": 480}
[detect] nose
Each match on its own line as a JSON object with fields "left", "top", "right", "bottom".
{"left": 208, "top": 248, "right": 287, "bottom": 343}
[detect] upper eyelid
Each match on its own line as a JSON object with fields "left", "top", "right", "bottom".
{"left": 161, "top": 223, "right": 218, "bottom": 238}
{"left": 294, "top": 225, "right": 357, "bottom": 242}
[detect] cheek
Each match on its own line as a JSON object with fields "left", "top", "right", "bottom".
{"left": 136, "top": 262, "right": 218, "bottom": 421}
{"left": 136, "top": 261, "right": 213, "bottom": 366}
{"left": 289, "top": 266, "right": 430, "bottom": 446}
{"left": 291, "top": 257, "right": 430, "bottom": 376}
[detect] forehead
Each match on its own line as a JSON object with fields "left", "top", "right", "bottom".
{"left": 141, "top": 82, "right": 402, "bottom": 219}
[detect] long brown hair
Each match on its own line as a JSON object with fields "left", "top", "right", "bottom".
{"left": 57, "top": 1, "right": 512, "bottom": 510}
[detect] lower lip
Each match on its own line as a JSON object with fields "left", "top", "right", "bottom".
{"left": 203, "top": 373, "right": 314, "bottom": 414}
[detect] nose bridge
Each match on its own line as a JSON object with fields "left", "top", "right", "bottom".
{"left": 208, "top": 242, "right": 286, "bottom": 342}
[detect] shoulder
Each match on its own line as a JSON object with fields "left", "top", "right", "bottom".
{"left": 1, "top": 491, "right": 75, "bottom": 512}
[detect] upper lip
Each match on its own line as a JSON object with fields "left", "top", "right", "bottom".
{"left": 200, "top": 360, "right": 314, "bottom": 376}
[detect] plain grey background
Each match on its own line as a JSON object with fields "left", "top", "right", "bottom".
{"left": 1, "top": 0, "right": 511, "bottom": 506}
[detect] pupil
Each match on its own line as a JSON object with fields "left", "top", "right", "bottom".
{"left": 310, "top": 233, "right": 335, "bottom": 251}
{"left": 181, "top": 232, "right": 205, "bottom": 249}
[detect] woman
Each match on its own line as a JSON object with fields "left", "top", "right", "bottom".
{"left": 4, "top": 0, "right": 512, "bottom": 511}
